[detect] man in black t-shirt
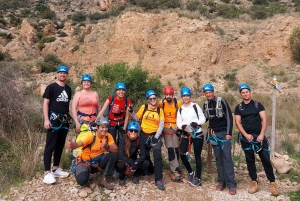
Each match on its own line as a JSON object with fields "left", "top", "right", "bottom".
{"left": 42, "top": 65, "right": 72, "bottom": 184}
{"left": 234, "top": 83, "right": 279, "bottom": 196}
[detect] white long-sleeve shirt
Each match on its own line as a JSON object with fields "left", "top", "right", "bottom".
{"left": 176, "top": 102, "right": 206, "bottom": 133}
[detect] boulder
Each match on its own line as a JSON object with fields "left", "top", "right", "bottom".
{"left": 271, "top": 157, "right": 291, "bottom": 174}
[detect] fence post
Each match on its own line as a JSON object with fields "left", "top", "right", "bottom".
{"left": 270, "top": 76, "right": 282, "bottom": 157}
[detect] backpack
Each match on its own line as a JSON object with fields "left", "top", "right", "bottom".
{"left": 141, "top": 104, "right": 161, "bottom": 124}
{"left": 203, "top": 97, "right": 224, "bottom": 119}
{"left": 238, "top": 100, "right": 258, "bottom": 111}
{"left": 162, "top": 97, "right": 178, "bottom": 112}
{"left": 105, "top": 94, "right": 128, "bottom": 117}
{"left": 179, "top": 104, "right": 199, "bottom": 119}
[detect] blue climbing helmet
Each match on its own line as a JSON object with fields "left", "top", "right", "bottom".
{"left": 146, "top": 90, "right": 156, "bottom": 99}
{"left": 202, "top": 83, "right": 214, "bottom": 92}
{"left": 81, "top": 74, "right": 92, "bottom": 83}
{"left": 56, "top": 65, "right": 69, "bottom": 74}
{"left": 180, "top": 87, "right": 192, "bottom": 96}
{"left": 238, "top": 83, "right": 251, "bottom": 92}
{"left": 127, "top": 121, "right": 139, "bottom": 131}
{"left": 115, "top": 82, "right": 126, "bottom": 90}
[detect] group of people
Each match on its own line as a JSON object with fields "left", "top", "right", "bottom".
{"left": 42, "top": 65, "right": 279, "bottom": 196}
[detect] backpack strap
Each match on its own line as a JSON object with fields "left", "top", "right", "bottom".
{"left": 193, "top": 104, "right": 199, "bottom": 120}
{"left": 82, "top": 132, "right": 96, "bottom": 151}
{"left": 179, "top": 104, "right": 199, "bottom": 119}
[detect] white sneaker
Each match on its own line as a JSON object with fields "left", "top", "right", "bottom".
{"left": 52, "top": 168, "right": 69, "bottom": 178}
{"left": 43, "top": 172, "right": 56, "bottom": 184}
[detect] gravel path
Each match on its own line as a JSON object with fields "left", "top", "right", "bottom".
{"left": 1, "top": 169, "right": 298, "bottom": 201}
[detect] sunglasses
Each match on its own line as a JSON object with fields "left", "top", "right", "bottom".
{"left": 129, "top": 129, "right": 138, "bottom": 133}
{"left": 148, "top": 97, "right": 157, "bottom": 101}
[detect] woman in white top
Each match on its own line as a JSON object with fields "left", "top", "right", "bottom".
{"left": 176, "top": 87, "right": 206, "bottom": 187}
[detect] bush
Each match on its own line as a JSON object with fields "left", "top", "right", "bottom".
{"left": 35, "top": 3, "right": 56, "bottom": 19}
{"left": 289, "top": 27, "right": 300, "bottom": 63}
{"left": 40, "top": 36, "right": 56, "bottom": 43}
{"left": 0, "top": 63, "right": 44, "bottom": 193}
{"left": 249, "top": 6, "right": 269, "bottom": 20}
{"left": 72, "top": 12, "right": 86, "bottom": 22}
{"left": 186, "top": 0, "right": 206, "bottom": 14}
{"left": 253, "top": 0, "right": 269, "bottom": 6}
{"left": 94, "top": 62, "right": 163, "bottom": 105}
{"left": 37, "top": 42, "right": 45, "bottom": 51}
{"left": 216, "top": 4, "right": 242, "bottom": 19}
{"left": 37, "top": 54, "right": 62, "bottom": 73}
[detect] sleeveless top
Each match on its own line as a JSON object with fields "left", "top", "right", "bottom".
{"left": 77, "top": 91, "right": 98, "bottom": 122}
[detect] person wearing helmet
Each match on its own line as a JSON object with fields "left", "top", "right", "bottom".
{"left": 202, "top": 83, "right": 237, "bottom": 195}
{"left": 176, "top": 87, "right": 206, "bottom": 187}
{"left": 42, "top": 65, "right": 72, "bottom": 184}
{"left": 115, "top": 121, "right": 150, "bottom": 186}
{"left": 157, "top": 86, "right": 182, "bottom": 182}
{"left": 97, "top": 82, "right": 132, "bottom": 145}
{"left": 66, "top": 116, "right": 118, "bottom": 190}
{"left": 72, "top": 74, "right": 101, "bottom": 134}
{"left": 130, "top": 90, "right": 165, "bottom": 190}
{"left": 234, "top": 84, "right": 279, "bottom": 196}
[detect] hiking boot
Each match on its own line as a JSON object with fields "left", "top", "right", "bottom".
{"left": 216, "top": 182, "right": 225, "bottom": 191}
{"left": 155, "top": 180, "right": 165, "bottom": 191}
{"left": 171, "top": 172, "right": 182, "bottom": 182}
{"left": 270, "top": 182, "right": 279, "bottom": 196}
{"left": 248, "top": 180, "right": 259, "bottom": 194}
{"left": 52, "top": 168, "right": 69, "bottom": 178}
{"left": 43, "top": 172, "right": 56, "bottom": 184}
{"left": 229, "top": 186, "right": 237, "bottom": 195}
{"left": 187, "top": 172, "right": 194, "bottom": 185}
{"left": 190, "top": 177, "right": 202, "bottom": 187}
{"left": 99, "top": 176, "right": 114, "bottom": 190}
{"left": 119, "top": 179, "right": 126, "bottom": 186}
{"left": 133, "top": 176, "right": 139, "bottom": 184}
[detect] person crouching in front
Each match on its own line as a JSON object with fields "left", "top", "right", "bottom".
{"left": 66, "top": 116, "right": 118, "bottom": 190}
{"left": 115, "top": 121, "right": 150, "bottom": 186}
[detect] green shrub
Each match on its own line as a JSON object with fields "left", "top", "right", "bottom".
{"left": 288, "top": 190, "right": 300, "bottom": 200}
{"left": 0, "top": 51, "right": 4, "bottom": 61}
{"left": 44, "top": 54, "right": 62, "bottom": 65}
{"left": 269, "top": 2, "right": 287, "bottom": 14}
{"left": 72, "top": 12, "right": 86, "bottom": 22}
{"left": 57, "top": 31, "right": 68, "bottom": 37}
{"left": 249, "top": 5, "right": 269, "bottom": 20}
{"left": 34, "top": 3, "right": 56, "bottom": 19}
{"left": 37, "top": 31, "right": 44, "bottom": 39}
{"left": 253, "top": 0, "right": 269, "bottom": 6}
{"left": 94, "top": 62, "right": 163, "bottom": 105}
{"left": 216, "top": 4, "right": 242, "bottom": 19}
{"left": 37, "top": 43, "right": 45, "bottom": 51}
{"left": 157, "top": 0, "right": 181, "bottom": 9}
{"left": 221, "top": 0, "right": 231, "bottom": 3}
{"left": 289, "top": 27, "right": 300, "bottom": 63}
{"left": 186, "top": 0, "right": 206, "bottom": 13}
{"left": 38, "top": 62, "right": 56, "bottom": 73}
{"left": 281, "top": 137, "right": 296, "bottom": 154}
{"left": 40, "top": 36, "right": 56, "bottom": 43}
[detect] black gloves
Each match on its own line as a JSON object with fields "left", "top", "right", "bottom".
{"left": 131, "top": 161, "right": 138, "bottom": 170}
{"left": 190, "top": 122, "right": 198, "bottom": 129}
{"left": 175, "top": 130, "right": 182, "bottom": 138}
{"left": 128, "top": 106, "right": 133, "bottom": 113}
{"left": 152, "top": 137, "right": 159, "bottom": 144}
{"left": 182, "top": 125, "right": 187, "bottom": 130}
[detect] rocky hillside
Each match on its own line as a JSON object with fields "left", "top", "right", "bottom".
{"left": 0, "top": 0, "right": 299, "bottom": 98}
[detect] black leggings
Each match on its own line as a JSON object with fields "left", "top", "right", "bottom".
{"left": 44, "top": 127, "right": 68, "bottom": 171}
{"left": 98, "top": 153, "right": 118, "bottom": 176}
{"left": 179, "top": 134, "right": 204, "bottom": 179}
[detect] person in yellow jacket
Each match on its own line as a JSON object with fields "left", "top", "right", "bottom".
{"left": 130, "top": 90, "right": 165, "bottom": 190}
{"left": 158, "top": 86, "right": 182, "bottom": 182}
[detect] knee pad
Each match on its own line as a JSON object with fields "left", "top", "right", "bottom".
{"left": 168, "top": 147, "right": 175, "bottom": 161}
{"left": 75, "top": 163, "right": 90, "bottom": 186}
{"left": 175, "top": 147, "right": 179, "bottom": 158}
